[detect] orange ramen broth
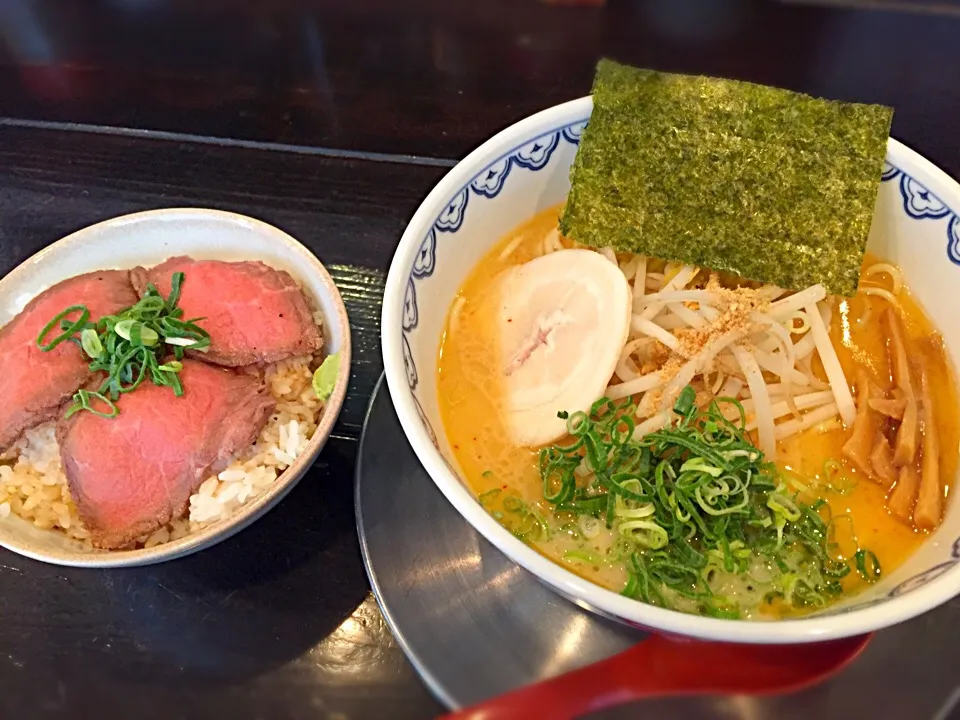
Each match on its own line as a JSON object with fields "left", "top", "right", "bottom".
{"left": 437, "top": 206, "right": 958, "bottom": 610}
{"left": 786, "top": 251, "right": 958, "bottom": 593}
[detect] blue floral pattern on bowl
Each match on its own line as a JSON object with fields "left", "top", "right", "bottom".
{"left": 949, "top": 217, "right": 960, "bottom": 265}
{"left": 900, "top": 176, "right": 950, "bottom": 219}
{"left": 881, "top": 164, "right": 960, "bottom": 266}
{"left": 401, "top": 334, "right": 418, "bottom": 391}
{"left": 412, "top": 228, "right": 437, "bottom": 279}
{"left": 402, "top": 117, "right": 960, "bottom": 608}
{"left": 512, "top": 132, "right": 561, "bottom": 171}
{"left": 890, "top": 562, "right": 957, "bottom": 598}
{"left": 402, "top": 279, "right": 418, "bottom": 331}
{"left": 471, "top": 159, "right": 512, "bottom": 199}
{"left": 435, "top": 188, "right": 470, "bottom": 233}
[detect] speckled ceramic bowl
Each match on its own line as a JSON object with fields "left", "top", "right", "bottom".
{"left": 382, "top": 96, "right": 960, "bottom": 643}
{"left": 0, "top": 208, "right": 351, "bottom": 567}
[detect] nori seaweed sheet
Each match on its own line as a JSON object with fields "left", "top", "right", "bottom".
{"left": 559, "top": 59, "right": 893, "bottom": 296}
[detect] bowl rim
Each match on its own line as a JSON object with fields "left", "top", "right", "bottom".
{"left": 382, "top": 95, "right": 960, "bottom": 643}
{"left": 0, "top": 207, "right": 352, "bottom": 568}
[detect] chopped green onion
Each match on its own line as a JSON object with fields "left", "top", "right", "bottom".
{"left": 80, "top": 328, "right": 103, "bottom": 359}
{"left": 564, "top": 549, "right": 605, "bottom": 565}
{"left": 37, "top": 305, "right": 90, "bottom": 351}
{"left": 114, "top": 319, "right": 159, "bottom": 347}
{"left": 164, "top": 337, "right": 197, "bottom": 347}
{"left": 535, "top": 387, "right": 878, "bottom": 618}
{"left": 65, "top": 389, "right": 118, "bottom": 419}
{"left": 855, "top": 549, "right": 881, "bottom": 583}
{"left": 478, "top": 488, "right": 502, "bottom": 505}
{"left": 673, "top": 385, "right": 697, "bottom": 417}
{"left": 822, "top": 459, "right": 857, "bottom": 495}
{"left": 166, "top": 272, "right": 185, "bottom": 311}
{"left": 481, "top": 492, "right": 551, "bottom": 543}
{"left": 619, "top": 520, "right": 669, "bottom": 549}
{"left": 37, "top": 273, "right": 208, "bottom": 418}
{"left": 768, "top": 493, "right": 802, "bottom": 522}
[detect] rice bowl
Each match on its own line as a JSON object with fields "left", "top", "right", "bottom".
{"left": 0, "top": 208, "right": 351, "bottom": 567}
{"left": 1, "top": 352, "right": 323, "bottom": 551}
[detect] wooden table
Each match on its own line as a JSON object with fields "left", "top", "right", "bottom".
{"left": 1, "top": 1, "right": 959, "bottom": 718}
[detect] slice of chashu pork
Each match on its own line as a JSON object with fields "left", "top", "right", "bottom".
{"left": 496, "top": 248, "right": 631, "bottom": 447}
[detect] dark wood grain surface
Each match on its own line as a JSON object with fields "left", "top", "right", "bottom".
{"left": 1, "top": 1, "right": 960, "bottom": 719}
{"left": 3, "top": 0, "right": 960, "bottom": 172}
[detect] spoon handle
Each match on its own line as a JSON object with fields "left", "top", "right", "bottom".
{"left": 441, "top": 633, "right": 870, "bottom": 720}
{"left": 440, "top": 636, "right": 673, "bottom": 720}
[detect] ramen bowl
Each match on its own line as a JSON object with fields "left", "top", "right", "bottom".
{"left": 382, "top": 96, "right": 960, "bottom": 643}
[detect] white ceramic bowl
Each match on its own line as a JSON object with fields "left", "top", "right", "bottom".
{"left": 0, "top": 208, "right": 351, "bottom": 567}
{"left": 383, "top": 96, "right": 960, "bottom": 643}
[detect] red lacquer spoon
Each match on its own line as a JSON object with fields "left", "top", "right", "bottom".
{"left": 442, "top": 632, "right": 871, "bottom": 720}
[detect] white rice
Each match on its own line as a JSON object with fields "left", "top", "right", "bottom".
{"left": 0, "top": 351, "right": 325, "bottom": 552}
